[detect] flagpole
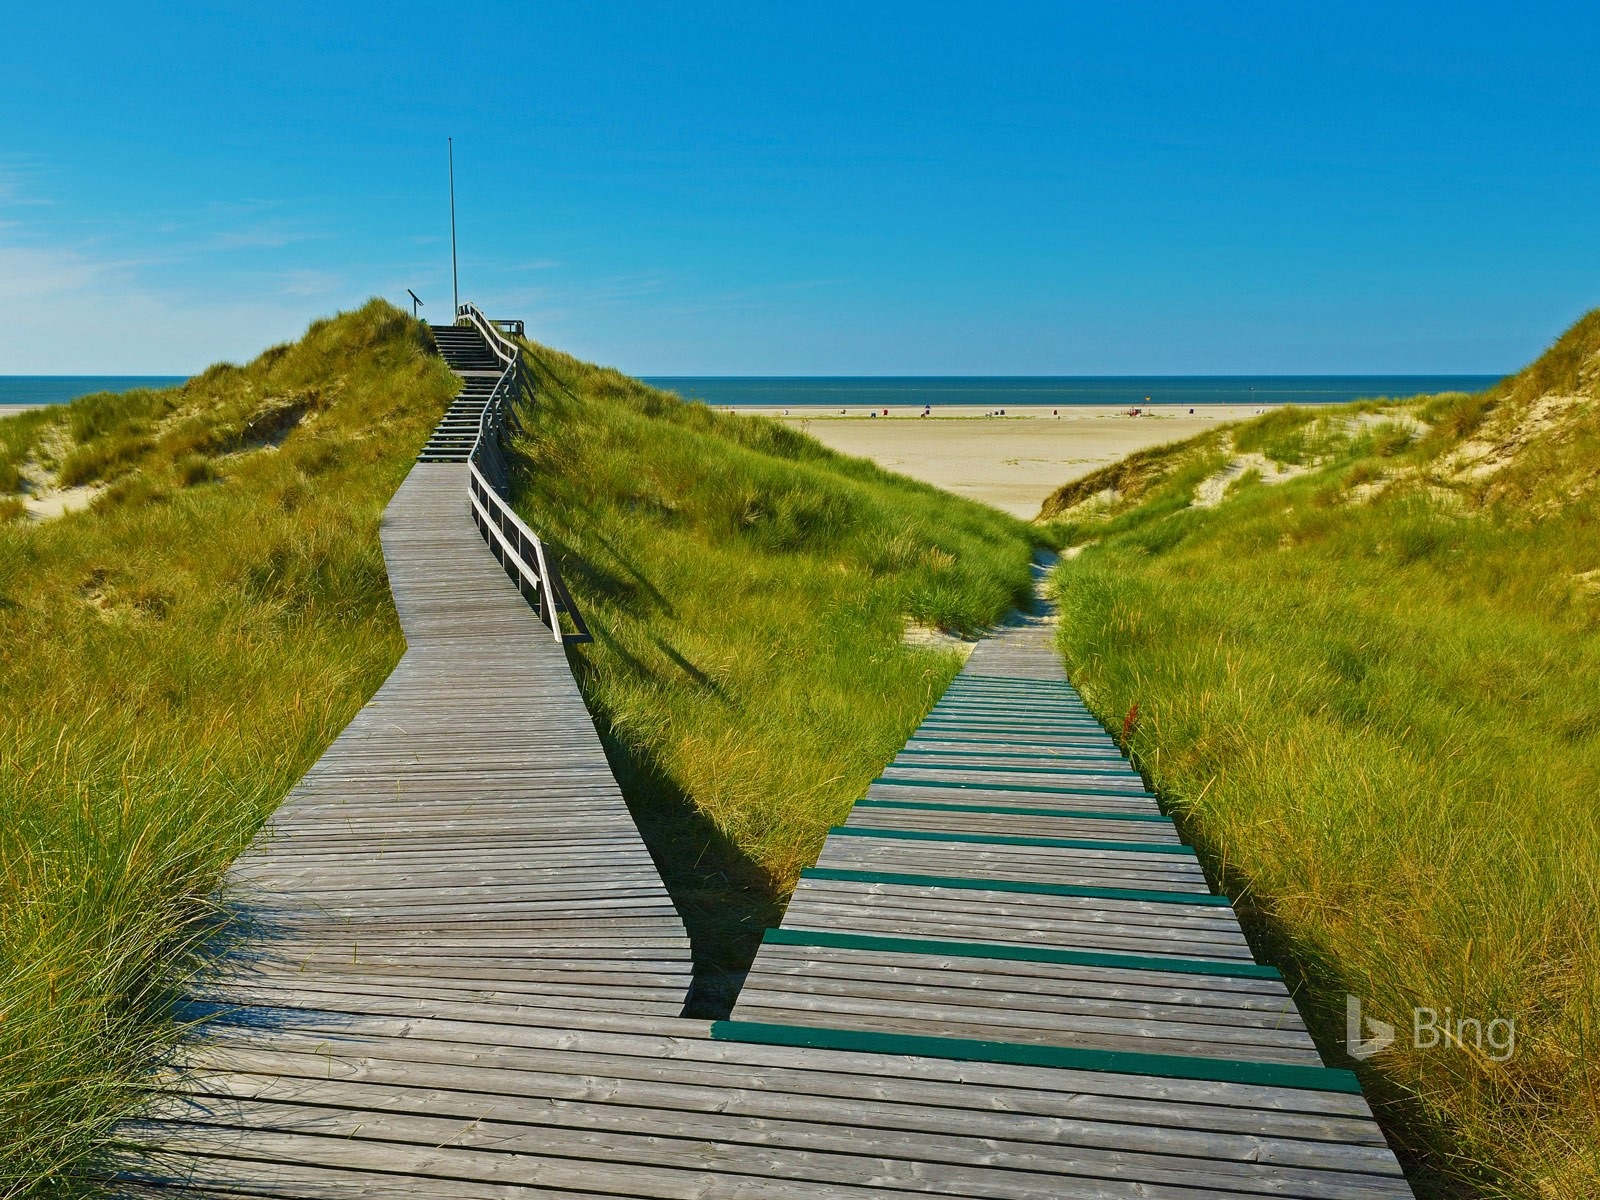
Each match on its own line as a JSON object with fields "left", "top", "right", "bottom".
{"left": 448, "top": 137, "right": 459, "bottom": 317}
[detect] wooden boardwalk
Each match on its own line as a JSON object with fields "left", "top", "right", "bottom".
{"left": 114, "top": 343, "right": 1413, "bottom": 1194}
{"left": 119, "top": 586, "right": 1414, "bottom": 1198}
{"left": 198, "top": 463, "right": 692, "bottom": 1014}
{"left": 717, "top": 598, "right": 1416, "bottom": 1196}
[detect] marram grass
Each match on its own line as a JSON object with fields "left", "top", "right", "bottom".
{"left": 0, "top": 300, "right": 455, "bottom": 1196}
{"left": 1045, "top": 309, "right": 1600, "bottom": 1198}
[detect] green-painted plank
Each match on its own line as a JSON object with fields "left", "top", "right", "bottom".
{"left": 943, "top": 693, "right": 1079, "bottom": 701}
{"left": 906, "top": 733, "right": 1123, "bottom": 754}
{"left": 930, "top": 696, "right": 1093, "bottom": 708}
{"left": 932, "top": 701, "right": 1093, "bottom": 714}
{"left": 710, "top": 1021, "right": 1352, "bottom": 1093}
{"left": 931, "top": 693, "right": 1089, "bottom": 703}
{"left": 761, "top": 926, "right": 1270, "bottom": 975}
{"left": 947, "top": 681, "right": 1077, "bottom": 692}
{"left": 872, "top": 776, "right": 1154, "bottom": 801}
{"left": 915, "top": 727, "right": 1115, "bottom": 741}
{"left": 910, "top": 731, "right": 1115, "bottom": 745}
{"left": 889, "top": 758, "right": 1141, "bottom": 780}
{"left": 915, "top": 723, "right": 1113, "bottom": 742}
{"left": 898, "top": 747, "right": 1124, "bottom": 764}
{"left": 942, "top": 692, "right": 1079, "bottom": 700}
{"left": 855, "top": 798, "right": 1169, "bottom": 823}
{"left": 941, "top": 696, "right": 1081, "bottom": 705}
{"left": 802, "top": 866, "right": 1227, "bottom": 906}
{"left": 829, "top": 824, "right": 1194, "bottom": 855}
{"left": 921, "top": 717, "right": 1105, "bottom": 730}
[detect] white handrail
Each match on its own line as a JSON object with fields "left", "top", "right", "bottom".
{"left": 458, "top": 303, "right": 588, "bottom": 644}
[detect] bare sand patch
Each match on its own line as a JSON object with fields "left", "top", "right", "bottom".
{"left": 901, "top": 618, "right": 977, "bottom": 656}
{"left": 1193, "top": 452, "right": 1309, "bottom": 508}
{"left": 1449, "top": 394, "right": 1591, "bottom": 482}
{"left": 2, "top": 407, "right": 105, "bottom": 522}
{"left": 749, "top": 404, "right": 1276, "bottom": 519}
{"left": 23, "top": 483, "right": 102, "bottom": 520}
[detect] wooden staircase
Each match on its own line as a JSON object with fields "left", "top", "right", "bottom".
{"left": 418, "top": 324, "right": 502, "bottom": 462}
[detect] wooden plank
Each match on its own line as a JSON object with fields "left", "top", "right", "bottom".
{"left": 710, "top": 1021, "right": 1360, "bottom": 1093}
{"left": 753, "top": 928, "right": 1278, "bottom": 978}
{"left": 799, "top": 866, "right": 1233, "bottom": 906}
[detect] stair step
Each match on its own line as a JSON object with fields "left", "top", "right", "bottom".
{"left": 423, "top": 319, "right": 521, "bottom": 464}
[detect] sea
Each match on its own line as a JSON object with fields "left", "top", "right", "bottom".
{"left": 640, "top": 375, "right": 1502, "bottom": 410}
{"left": 1, "top": 374, "right": 1502, "bottom": 412}
{"left": 0, "top": 377, "right": 188, "bottom": 407}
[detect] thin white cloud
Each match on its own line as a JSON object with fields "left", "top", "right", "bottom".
{"left": 277, "top": 269, "right": 344, "bottom": 297}
{"left": 0, "top": 238, "right": 346, "bottom": 373}
{"left": 0, "top": 243, "right": 106, "bottom": 299}
{"left": 0, "top": 160, "right": 54, "bottom": 209}
{"left": 0, "top": 172, "right": 369, "bottom": 371}
{"left": 206, "top": 225, "right": 326, "bottom": 252}
{"left": 575, "top": 272, "right": 671, "bottom": 303}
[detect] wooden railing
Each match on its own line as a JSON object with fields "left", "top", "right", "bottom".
{"left": 457, "top": 302, "right": 590, "bottom": 644}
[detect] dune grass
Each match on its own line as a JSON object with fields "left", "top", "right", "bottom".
{"left": 503, "top": 343, "right": 1042, "bottom": 1008}
{"left": 0, "top": 301, "right": 454, "bottom": 1195}
{"left": 1043, "top": 312, "right": 1600, "bottom": 1197}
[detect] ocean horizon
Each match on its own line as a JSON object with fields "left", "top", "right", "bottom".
{"left": 2, "top": 373, "right": 1503, "bottom": 412}
{"left": 641, "top": 374, "right": 1502, "bottom": 409}
{"left": 0, "top": 376, "right": 189, "bottom": 407}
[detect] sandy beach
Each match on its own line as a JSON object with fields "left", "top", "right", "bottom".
{"left": 747, "top": 404, "right": 1274, "bottom": 519}
{"left": 0, "top": 404, "right": 44, "bottom": 419}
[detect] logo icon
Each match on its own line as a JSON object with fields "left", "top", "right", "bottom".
{"left": 1345, "top": 994, "right": 1394, "bottom": 1060}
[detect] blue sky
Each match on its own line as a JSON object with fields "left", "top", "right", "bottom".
{"left": 2, "top": 2, "right": 1596, "bottom": 374}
